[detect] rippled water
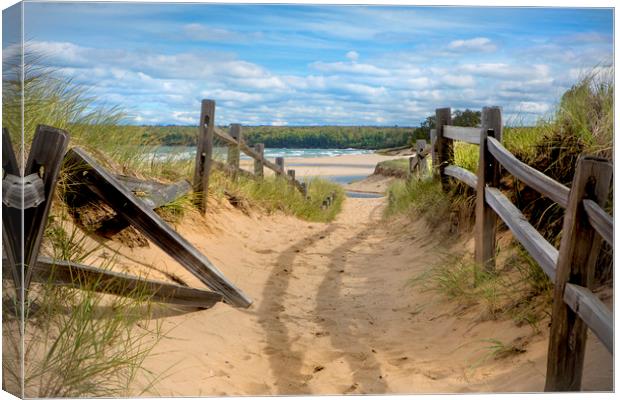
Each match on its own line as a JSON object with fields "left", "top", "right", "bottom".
{"left": 148, "top": 145, "right": 373, "bottom": 161}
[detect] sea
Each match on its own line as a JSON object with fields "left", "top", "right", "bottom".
{"left": 147, "top": 146, "right": 383, "bottom": 198}
{"left": 148, "top": 145, "right": 374, "bottom": 161}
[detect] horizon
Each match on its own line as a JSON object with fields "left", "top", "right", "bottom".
{"left": 3, "top": 3, "right": 613, "bottom": 127}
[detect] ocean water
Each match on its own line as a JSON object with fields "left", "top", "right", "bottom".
{"left": 148, "top": 145, "right": 373, "bottom": 161}
{"left": 146, "top": 145, "right": 384, "bottom": 198}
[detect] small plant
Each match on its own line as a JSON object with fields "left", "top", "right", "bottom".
{"left": 210, "top": 169, "right": 344, "bottom": 222}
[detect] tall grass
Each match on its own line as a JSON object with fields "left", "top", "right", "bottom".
{"left": 389, "top": 70, "right": 612, "bottom": 342}
{"left": 411, "top": 249, "right": 553, "bottom": 331}
{"left": 2, "top": 48, "right": 167, "bottom": 397}
{"left": 210, "top": 169, "right": 344, "bottom": 222}
{"left": 2, "top": 215, "right": 164, "bottom": 397}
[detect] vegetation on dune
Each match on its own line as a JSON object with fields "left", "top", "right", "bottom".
{"left": 2, "top": 209, "right": 164, "bottom": 397}
{"left": 389, "top": 70, "right": 613, "bottom": 339}
{"left": 209, "top": 170, "right": 344, "bottom": 222}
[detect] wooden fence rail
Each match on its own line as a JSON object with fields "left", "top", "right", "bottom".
{"left": 432, "top": 106, "right": 613, "bottom": 392}
{"left": 193, "top": 99, "right": 308, "bottom": 200}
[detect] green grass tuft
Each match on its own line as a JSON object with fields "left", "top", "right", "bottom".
{"left": 210, "top": 170, "right": 344, "bottom": 222}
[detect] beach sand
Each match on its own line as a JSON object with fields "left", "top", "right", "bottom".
{"left": 239, "top": 153, "right": 407, "bottom": 182}
{"left": 38, "top": 153, "right": 611, "bottom": 395}
{"left": 63, "top": 180, "right": 611, "bottom": 395}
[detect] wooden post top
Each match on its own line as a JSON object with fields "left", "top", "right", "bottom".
{"left": 200, "top": 99, "right": 216, "bottom": 125}
{"left": 229, "top": 124, "right": 242, "bottom": 141}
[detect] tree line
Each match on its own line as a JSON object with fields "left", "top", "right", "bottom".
{"left": 132, "top": 109, "right": 481, "bottom": 149}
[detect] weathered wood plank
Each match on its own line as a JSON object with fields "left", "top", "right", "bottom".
{"left": 239, "top": 141, "right": 261, "bottom": 161}
{"left": 23, "top": 257, "right": 223, "bottom": 308}
{"left": 435, "top": 108, "right": 452, "bottom": 188}
{"left": 253, "top": 143, "right": 265, "bottom": 178}
{"left": 275, "top": 157, "right": 285, "bottom": 177}
{"left": 115, "top": 176, "right": 191, "bottom": 209}
{"left": 563, "top": 283, "right": 613, "bottom": 353}
{"left": 475, "top": 107, "right": 502, "bottom": 273}
{"left": 487, "top": 136, "right": 570, "bottom": 208}
{"left": 415, "top": 139, "right": 427, "bottom": 155}
{"left": 239, "top": 140, "right": 285, "bottom": 174}
{"left": 2, "top": 128, "right": 19, "bottom": 175}
{"left": 227, "top": 124, "right": 242, "bottom": 171}
{"left": 193, "top": 100, "right": 215, "bottom": 214}
{"left": 211, "top": 159, "right": 256, "bottom": 180}
{"left": 545, "top": 155, "right": 612, "bottom": 391}
{"left": 213, "top": 127, "right": 239, "bottom": 147}
{"left": 95, "top": 177, "right": 192, "bottom": 236}
{"left": 2, "top": 128, "right": 22, "bottom": 291}
{"left": 64, "top": 147, "right": 252, "bottom": 308}
{"left": 408, "top": 155, "right": 419, "bottom": 178}
{"left": 23, "top": 125, "right": 71, "bottom": 291}
{"left": 583, "top": 199, "right": 613, "bottom": 245}
{"left": 485, "top": 187, "right": 558, "bottom": 281}
{"left": 443, "top": 125, "right": 481, "bottom": 145}
{"left": 444, "top": 165, "right": 477, "bottom": 189}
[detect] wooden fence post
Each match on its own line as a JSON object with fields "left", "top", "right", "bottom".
{"left": 300, "top": 182, "right": 308, "bottom": 198}
{"left": 254, "top": 143, "right": 264, "bottom": 178}
{"left": 276, "top": 157, "right": 285, "bottom": 177}
{"left": 474, "top": 106, "right": 502, "bottom": 274}
{"left": 227, "top": 124, "right": 241, "bottom": 171}
{"left": 287, "top": 169, "right": 296, "bottom": 187}
{"left": 416, "top": 139, "right": 428, "bottom": 177}
{"left": 430, "top": 128, "right": 437, "bottom": 173}
{"left": 408, "top": 156, "right": 419, "bottom": 179}
{"left": 193, "top": 99, "right": 215, "bottom": 214}
{"left": 545, "top": 155, "right": 612, "bottom": 391}
{"left": 435, "top": 108, "right": 452, "bottom": 188}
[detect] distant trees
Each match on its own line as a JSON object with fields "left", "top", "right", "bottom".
{"left": 410, "top": 109, "right": 481, "bottom": 144}
{"left": 412, "top": 116, "right": 435, "bottom": 141}
{"left": 140, "top": 125, "right": 413, "bottom": 149}
{"left": 452, "top": 109, "right": 481, "bottom": 127}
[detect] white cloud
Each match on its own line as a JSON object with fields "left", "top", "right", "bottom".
{"left": 183, "top": 23, "right": 263, "bottom": 42}
{"left": 310, "top": 61, "right": 389, "bottom": 76}
{"left": 19, "top": 36, "right": 608, "bottom": 126}
{"left": 448, "top": 37, "right": 497, "bottom": 53}
{"left": 442, "top": 75, "right": 475, "bottom": 88}
{"left": 515, "top": 101, "right": 551, "bottom": 114}
{"left": 346, "top": 51, "right": 359, "bottom": 62}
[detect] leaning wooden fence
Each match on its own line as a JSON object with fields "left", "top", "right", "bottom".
{"left": 192, "top": 99, "right": 307, "bottom": 214}
{"left": 2, "top": 124, "right": 253, "bottom": 310}
{"left": 430, "top": 106, "right": 613, "bottom": 391}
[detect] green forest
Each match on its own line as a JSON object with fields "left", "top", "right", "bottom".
{"left": 140, "top": 125, "right": 415, "bottom": 149}
{"left": 127, "top": 109, "right": 481, "bottom": 149}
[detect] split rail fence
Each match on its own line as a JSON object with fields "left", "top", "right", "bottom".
{"left": 192, "top": 99, "right": 308, "bottom": 214}
{"left": 2, "top": 98, "right": 335, "bottom": 312}
{"left": 430, "top": 106, "right": 613, "bottom": 391}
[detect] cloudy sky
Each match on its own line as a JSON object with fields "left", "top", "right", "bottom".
{"left": 5, "top": 3, "right": 614, "bottom": 126}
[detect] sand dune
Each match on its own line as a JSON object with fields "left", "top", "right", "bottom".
{"left": 86, "top": 194, "right": 612, "bottom": 395}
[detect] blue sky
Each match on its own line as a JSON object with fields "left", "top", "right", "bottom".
{"left": 4, "top": 2, "right": 614, "bottom": 126}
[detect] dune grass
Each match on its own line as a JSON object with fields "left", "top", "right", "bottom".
{"left": 410, "top": 248, "right": 553, "bottom": 333}
{"left": 209, "top": 169, "right": 344, "bottom": 222}
{"left": 1, "top": 50, "right": 168, "bottom": 397}
{"left": 392, "top": 70, "right": 612, "bottom": 336}
{"left": 2, "top": 209, "right": 164, "bottom": 397}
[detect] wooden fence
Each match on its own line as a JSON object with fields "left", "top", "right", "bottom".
{"left": 3, "top": 125, "right": 253, "bottom": 310}
{"left": 431, "top": 106, "right": 613, "bottom": 391}
{"left": 192, "top": 99, "right": 307, "bottom": 214}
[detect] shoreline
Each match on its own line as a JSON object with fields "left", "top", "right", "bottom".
{"left": 239, "top": 152, "right": 408, "bottom": 179}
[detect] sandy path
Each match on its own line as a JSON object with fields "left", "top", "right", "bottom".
{"left": 120, "top": 196, "right": 611, "bottom": 395}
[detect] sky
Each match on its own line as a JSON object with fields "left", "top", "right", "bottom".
{"left": 2, "top": 2, "right": 614, "bottom": 126}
